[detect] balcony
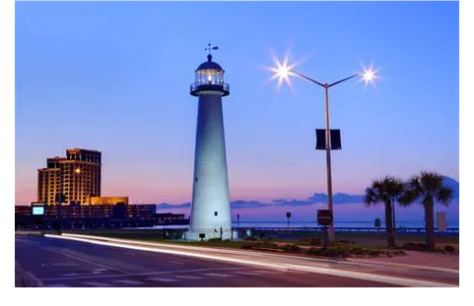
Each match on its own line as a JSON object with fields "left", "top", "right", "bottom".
{"left": 190, "top": 82, "right": 229, "bottom": 97}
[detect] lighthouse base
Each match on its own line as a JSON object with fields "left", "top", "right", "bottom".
{"left": 184, "top": 228, "right": 233, "bottom": 241}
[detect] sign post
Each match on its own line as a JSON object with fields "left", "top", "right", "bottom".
{"left": 317, "top": 209, "right": 333, "bottom": 249}
{"left": 286, "top": 212, "right": 292, "bottom": 230}
{"left": 437, "top": 212, "right": 447, "bottom": 232}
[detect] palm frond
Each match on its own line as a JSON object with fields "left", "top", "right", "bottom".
{"left": 399, "top": 189, "right": 417, "bottom": 207}
{"left": 419, "top": 171, "right": 443, "bottom": 195}
{"left": 436, "top": 186, "right": 454, "bottom": 206}
{"left": 364, "top": 187, "right": 378, "bottom": 206}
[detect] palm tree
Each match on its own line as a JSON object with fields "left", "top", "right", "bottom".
{"left": 364, "top": 176, "right": 405, "bottom": 247}
{"left": 399, "top": 171, "right": 454, "bottom": 250}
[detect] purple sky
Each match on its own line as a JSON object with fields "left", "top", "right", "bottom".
{"left": 15, "top": 1, "right": 459, "bottom": 222}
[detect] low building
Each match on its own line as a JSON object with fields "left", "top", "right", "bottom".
{"left": 15, "top": 206, "right": 31, "bottom": 217}
{"left": 14, "top": 203, "right": 188, "bottom": 230}
{"left": 86, "top": 196, "right": 129, "bottom": 205}
{"left": 154, "top": 213, "right": 186, "bottom": 225}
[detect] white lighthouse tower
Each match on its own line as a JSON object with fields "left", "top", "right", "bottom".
{"left": 186, "top": 45, "right": 232, "bottom": 241}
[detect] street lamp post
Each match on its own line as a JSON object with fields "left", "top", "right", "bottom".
{"left": 272, "top": 61, "right": 376, "bottom": 242}
{"left": 292, "top": 72, "right": 359, "bottom": 241}
{"left": 286, "top": 211, "right": 291, "bottom": 230}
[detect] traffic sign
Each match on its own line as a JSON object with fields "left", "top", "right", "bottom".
{"left": 317, "top": 209, "right": 333, "bottom": 226}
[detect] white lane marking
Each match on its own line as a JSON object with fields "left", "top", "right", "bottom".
{"left": 41, "top": 246, "right": 129, "bottom": 275}
{"left": 124, "top": 252, "right": 136, "bottom": 256}
{"left": 147, "top": 277, "right": 177, "bottom": 283}
{"left": 46, "top": 284, "right": 71, "bottom": 289}
{"left": 203, "top": 273, "right": 232, "bottom": 278}
{"left": 115, "top": 279, "right": 144, "bottom": 285}
{"left": 93, "top": 268, "right": 108, "bottom": 274}
{"left": 82, "top": 281, "right": 112, "bottom": 287}
{"left": 169, "top": 260, "right": 185, "bottom": 265}
{"left": 233, "top": 271, "right": 262, "bottom": 276}
{"left": 41, "top": 262, "right": 78, "bottom": 267}
{"left": 255, "top": 270, "right": 284, "bottom": 274}
{"left": 40, "top": 267, "right": 244, "bottom": 282}
{"left": 59, "top": 233, "right": 337, "bottom": 263}
{"left": 46, "top": 234, "right": 455, "bottom": 287}
{"left": 61, "top": 273, "right": 78, "bottom": 277}
{"left": 174, "top": 275, "right": 203, "bottom": 280}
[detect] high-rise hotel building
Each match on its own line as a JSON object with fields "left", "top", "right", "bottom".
{"left": 37, "top": 148, "right": 101, "bottom": 205}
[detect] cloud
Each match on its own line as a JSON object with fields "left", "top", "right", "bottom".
{"left": 155, "top": 177, "right": 459, "bottom": 210}
{"left": 156, "top": 202, "right": 190, "bottom": 209}
{"left": 271, "top": 193, "right": 365, "bottom": 207}
{"left": 231, "top": 200, "right": 270, "bottom": 209}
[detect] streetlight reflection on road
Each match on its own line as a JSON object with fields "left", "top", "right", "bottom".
{"left": 269, "top": 55, "right": 379, "bottom": 242}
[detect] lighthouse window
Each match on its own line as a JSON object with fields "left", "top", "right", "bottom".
{"left": 195, "top": 69, "right": 224, "bottom": 86}
{"left": 195, "top": 177, "right": 198, "bottom": 183}
{"left": 214, "top": 211, "right": 218, "bottom": 216}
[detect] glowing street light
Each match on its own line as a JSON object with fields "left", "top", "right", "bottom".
{"left": 362, "top": 68, "right": 375, "bottom": 83}
{"left": 270, "top": 57, "right": 378, "bottom": 242}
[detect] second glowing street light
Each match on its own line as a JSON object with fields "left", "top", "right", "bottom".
{"left": 272, "top": 59, "right": 377, "bottom": 242}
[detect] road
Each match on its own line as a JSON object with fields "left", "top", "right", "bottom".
{"left": 15, "top": 235, "right": 458, "bottom": 287}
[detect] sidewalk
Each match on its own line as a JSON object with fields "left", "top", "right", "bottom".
{"left": 348, "top": 250, "right": 459, "bottom": 271}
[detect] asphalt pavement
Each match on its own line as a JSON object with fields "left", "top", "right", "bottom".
{"left": 15, "top": 235, "right": 385, "bottom": 287}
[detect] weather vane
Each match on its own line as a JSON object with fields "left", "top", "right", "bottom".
{"left": 205, "top": 42, "right": 219, "bottom": 55}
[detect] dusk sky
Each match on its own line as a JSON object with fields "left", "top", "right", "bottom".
{"left": 15, "top": 1, "right": 459, "bottom": 221}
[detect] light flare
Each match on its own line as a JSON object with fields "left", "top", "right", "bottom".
{"left": 360, "top": 63, "right": 380, "bottom": 86}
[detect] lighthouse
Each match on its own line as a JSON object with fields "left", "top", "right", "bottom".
{"left": 186, "top": 45, "right": 232, "bottom": 241}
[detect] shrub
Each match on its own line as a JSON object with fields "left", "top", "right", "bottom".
{"left": 207, "top": 237, "right": 222, "bottom": 242}
{"left": 444, "top": 245, "right": 456, "bottom": 252}
{"left": 369, "top": 250, "right": 381, "bottom": 257}
{"left": 281, "top": 244, "right": 301, "bottom": 252}
{"left": 308, "top": 237, "right": 321, "bottom": 246}
{"left": 248, "top": 242, "right": 281, "bottom": 251}
{"left": 306, "top": 247, "right": 350, "bottom": 258}
{"left": 336, "top": 240, "right": 354, "bottom": 245}
{"left": 349, "top": 247, "right": 365, "bottom": 255}
{"left": 402, "top": 242, "right": 418, "bottom": 250}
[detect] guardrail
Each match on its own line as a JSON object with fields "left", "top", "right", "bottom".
{"left": 190, "top": 82, "right": 230, "bottom": 94}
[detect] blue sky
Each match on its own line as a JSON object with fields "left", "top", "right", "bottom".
{"left": 16, "top": 1, "right": 459, "bottom": 218}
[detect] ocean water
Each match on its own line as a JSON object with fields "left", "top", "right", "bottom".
{"left": 232, "top": 220, "right": 459, "bottom": 228}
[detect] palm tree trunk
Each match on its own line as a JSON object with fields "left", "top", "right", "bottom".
{"left": 392, "top": 197, "right": 396, "bottom": 233}
{"left": 385, "top": 201, "right": 395, "bottom": 247}
{"left": 424, "top": 198, "right": 435, "bottom": 249}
